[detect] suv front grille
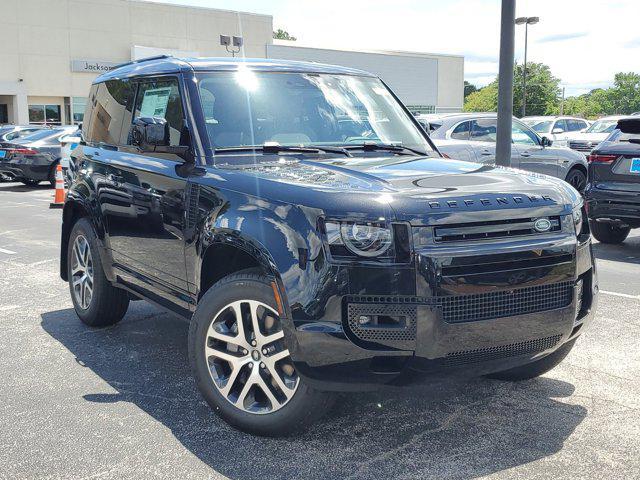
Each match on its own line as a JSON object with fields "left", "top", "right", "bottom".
{"left": 435, "top": 281, "right": 574, "bottom": 323}
{"left": 433, "top": 216, "right": 561, "bottom": 243}
{"left": 569, "top": 141, "right": 595, "bottom": 152}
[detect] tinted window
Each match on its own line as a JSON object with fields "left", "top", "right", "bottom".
{"left": 529, "top": 120, "right": 552, "bottom": 133}
{"left": 554, "top": 119, "right": 568, "bottom": 132}
{"left": 470, "top": 119, "right": 497, "bottom": 142}
{"left": 130, "top": 78, "right": 185, "bottom": 147}
{"left": 567, "top": 119, "right": 585, "bottom": 131}
{"left": 450, "top": 121, "right": 471, "bottom": 140}
{"left": 85, "top": 80, "right": 133, "bottom": 145}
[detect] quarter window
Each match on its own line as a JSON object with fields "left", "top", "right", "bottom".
{"left": 554, "top": 119, "right": 568, "bottom": 132}
{"left": 130, "top": 78, "right": 185, "bottom": 147}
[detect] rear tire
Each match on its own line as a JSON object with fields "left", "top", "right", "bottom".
{"left": 590, "top": 221, "right": 631, "bottom": 244}
{"left": 486, "top": 339, "right": 576, "bottom": 381}
{"left": 48, "top": 161, "right": 59, "bottom": 187}
{"left": 67, "top": 218, "right": 129, "bottom": 327}
{"left": 189, "top": 272, "right": 333, "bottom": 436}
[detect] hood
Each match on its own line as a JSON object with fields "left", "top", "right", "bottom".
{"left": 222, "top": 155, "right": 579, "bottom": 225}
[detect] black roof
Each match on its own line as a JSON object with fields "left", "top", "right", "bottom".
{"left": 95, "top": 56, "right": 376, "bottom": 83}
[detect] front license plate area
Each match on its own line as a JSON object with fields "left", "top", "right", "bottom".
{"left": 0, "top": 151, "right": 5, "bottom": 159}
{"left": 630, "top": 158, "right": 640, "bottom": 174}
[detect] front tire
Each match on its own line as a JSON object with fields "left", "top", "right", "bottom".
{"left": 486, "top": 339, "right": 576, "bottom": 381}
{"left": 590, "top": 221, "right": 631, "bottom": 244}
{"left": 67, "top": 218, "right": 129, "bottom": 327}
{"left": 189, "top": 272, "right": 333, "bottom": 436}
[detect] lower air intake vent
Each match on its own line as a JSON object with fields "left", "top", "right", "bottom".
{"left": 443, "top": 334, "right": 562, "bottom": 367}
{"left": 346, "top": 303, "right": 416, "bottom": 348}
{"left": 436, "top": 281, "right": 574, "bottom": 323}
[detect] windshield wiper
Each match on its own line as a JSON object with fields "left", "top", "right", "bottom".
{"left": 213, "top": 143, "right": 352, "bottom": 157}
{"left": 340, "top": 142, "right": 428, "bottom": 156}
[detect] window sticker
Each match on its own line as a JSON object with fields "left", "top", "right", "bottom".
{"left": 139, "top": 87, "right": 171, "bottom": 118}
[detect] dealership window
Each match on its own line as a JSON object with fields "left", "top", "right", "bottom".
{"left": 408, "top": 105, "right": 436, "bottom": 115}
{"left": 28, "top": 104, "right": 61, "bottom": 126}
{"left": 72, "top": 97, "right": 87, "bottom": 124}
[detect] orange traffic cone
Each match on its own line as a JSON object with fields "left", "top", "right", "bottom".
{"left": 49, "top": 164, "right": 66, "bottom": 209}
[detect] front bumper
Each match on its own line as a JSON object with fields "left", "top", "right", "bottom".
{"left": 287, "top": 234, "right": 597, "bottom": 392}
{"left": 586, "top": 184, "right": 640, "bottom": 227}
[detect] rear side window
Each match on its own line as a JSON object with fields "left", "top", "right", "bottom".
{"left": 128, "top": 78, "right": 186, "bottom": 147}
{"left": 567, "top": 119, "right": 585, "bottom": 131}
{"left": 85, "top": 80, "right": 134, "bottom": 145}
{"left": 470, "top": 119, "right": 497, "bottom": 142}
{"left": 450, "top": 121, "right": 470, "bottom": 140}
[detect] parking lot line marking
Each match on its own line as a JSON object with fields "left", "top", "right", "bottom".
{"left": 0, "top": 247, "right": 16, "bottom": 255}
{"left": 601, "top": 290, "right": 640, "bottom": 300}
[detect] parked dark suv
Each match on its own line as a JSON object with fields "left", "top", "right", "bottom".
{"left": 60, "top": 56, "right": 597, "bottom": 436}
{"left": 585, "top": 117, "right": 640, "bottom": 244}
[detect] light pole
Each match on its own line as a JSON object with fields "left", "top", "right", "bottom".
{"left": 496, "top": 0, "right": 516, "bottom": 167}
{"left": 515, "top": 16, "right": 539, "bottom": 117}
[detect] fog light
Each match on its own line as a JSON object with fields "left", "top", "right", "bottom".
{"left": 358, "top": 315, "right": 371, "bottom": 325}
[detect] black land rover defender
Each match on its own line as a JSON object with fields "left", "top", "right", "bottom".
{"left": 60, "top": 56, "right": 597, "bottom": 436}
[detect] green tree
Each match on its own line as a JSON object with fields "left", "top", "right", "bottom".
{"left": 464, "top": 81, "right": 478, "bottom": 99}
{"left": 607, "top": 72, "right": 640, "bottom": 114}
{"left": 273, "top": 29, "right": 297, "bottom": 41}
{"left": 464, "top": 62, "right": 560, "bottom": 116}
{"left": 464, "top": 83, "right": 498, "bottom": 112}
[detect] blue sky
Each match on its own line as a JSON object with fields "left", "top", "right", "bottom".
{"left": 149, "top": 0, "right": 640, "bottom": 97}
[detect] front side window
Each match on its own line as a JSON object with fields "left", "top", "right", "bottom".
{"left": 196, "top": 71, "right": 433, "bottom": 162}
{"left": 130, "top": 78, "right": 185, "bottom": 147}
{"left": 512, "top": 121, "right": 539, "bottom": 145}
{"left": 554, "top": 119, "right": 568, "bottom": 132}
{"left": 86, "top": 80, "right": 133, "bottom": 145}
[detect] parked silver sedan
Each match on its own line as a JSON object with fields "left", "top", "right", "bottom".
{"left": 425, "top": 113, "right": 589, "bottom": 192}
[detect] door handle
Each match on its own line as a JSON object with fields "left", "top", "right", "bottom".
{"left": 520, "top": 152, "right": 531, "bottom": 157}
{"left": 480, "top": 150, "right": 493, "bottom": 156}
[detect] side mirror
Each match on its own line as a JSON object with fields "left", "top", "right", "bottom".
{"left": 132, "top": 117, "right": 169, "bottom": 149}
{"left": 551, "top": 127, "right": 564, "bottom": 134}
{"left": 541, "top": 136, "right": 553, "bottom": 147}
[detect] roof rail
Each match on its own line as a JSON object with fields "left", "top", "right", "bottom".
{"left": 110, "top": 54, "right": 175, "bottom": 71}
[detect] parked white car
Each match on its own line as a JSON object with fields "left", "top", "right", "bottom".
{"left": 564, "top": 115, "right": 628, "bottom": 153}
{"left": 521, "top": 116, "right": 590, "bottom": 147}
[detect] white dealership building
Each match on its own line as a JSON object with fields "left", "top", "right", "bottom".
{"left": 0, "top": 0, "right": 463, "bottom": 126}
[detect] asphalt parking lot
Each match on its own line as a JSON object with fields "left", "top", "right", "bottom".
{"left": 0, "top": 182, "right": 639, "bottom": 480}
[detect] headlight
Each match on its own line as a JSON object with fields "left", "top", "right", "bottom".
{"left": 325, "top": 221, "right": 393, "bottom": 258}
{"left": 573, "top": 205, "right": 584, "bottom": 235}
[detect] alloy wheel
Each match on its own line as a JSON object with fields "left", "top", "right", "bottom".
{"left": 71, "top": 235, "right": 94, "bottom": 310}
{"left": 205, "top": 300, "right": 299, "bottom": 414}
{"left": 569, "top": 172, "right": 586, "bottom": 192}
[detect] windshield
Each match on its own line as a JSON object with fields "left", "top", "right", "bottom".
{"left": 523, "top": 120, "right": 552, "bottom": 133}
{"left": 197, "top": 70, "right": 433, "bottom": 162}
{"left": 586, "top": 119, "right": 618, "bottom": 134}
